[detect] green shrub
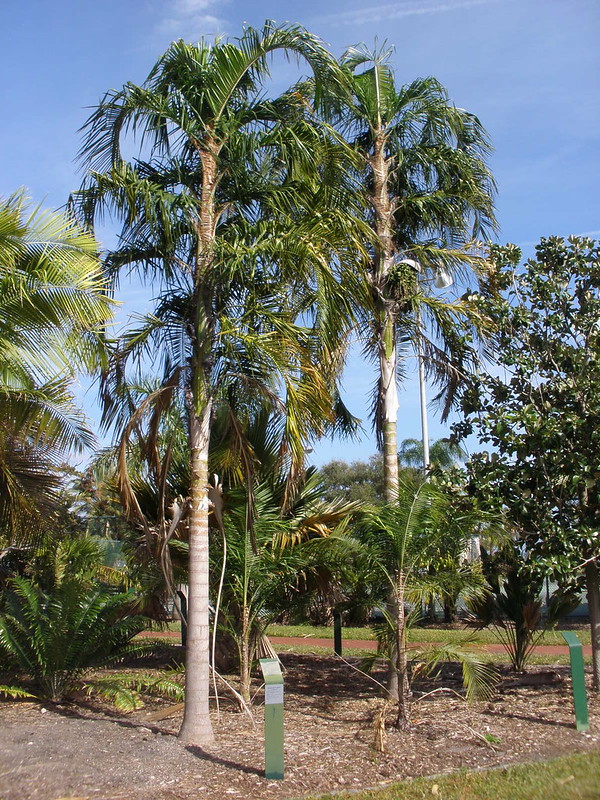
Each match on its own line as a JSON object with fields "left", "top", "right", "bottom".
{"left": 0, "top": 576, "right": 147, "bottom": 702}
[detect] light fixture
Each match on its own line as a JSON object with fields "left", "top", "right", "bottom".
{"left": 395, "top": 256, "right": 453, "bottom": 475}
{"left": 396, "top": 257, "right": 422, "bottom": 273}
{"left": 434, "top": 269, "right": 453, "bottom": 289}
{"left": 396, "top": 257, "right": 453, "bottom": 290}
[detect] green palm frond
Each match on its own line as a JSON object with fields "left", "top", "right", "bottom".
{"left": 0, "top": 192, "right": 112, "bottom": 537}
{"left": 84, "top": 672, "right": 184, "bottom": 712}
{"left": 0, "top": 577, "right": 148, "bottom": 702}
{"left": 0, "top": 685, "right": 35, "bottom": 699}
{"left": 413, "top": 641, "right": 497, "bottom": 702}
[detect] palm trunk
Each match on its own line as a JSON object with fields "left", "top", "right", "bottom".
{"left": 394, "top": 573, "right": 410, "bottom": 729}
{"left": 370, "top": 131, "right": 398, "bottom": 503}
{"left": 179, "top": 402, "right": 214, "bottom": 744}
{"left": 380, "top": 333, "right": 399, "bottom": 503}
{"left": 240, "top": 605, "right": 251, "bottom": 705}
{"left": 179, "top": 140, "right": 219, "bottom": 745}
{"left": 585, "top": 559, "right": 600, "bottom": 691}
{"left": 370, "top": 131, "right": 404, "bottom": 698}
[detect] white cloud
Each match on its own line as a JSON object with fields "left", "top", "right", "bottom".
{"left": 156, "top": 0, "right": 228, "bottom": 41}
{"left": 317, "top": 0, "right": 498, "bottom": 27}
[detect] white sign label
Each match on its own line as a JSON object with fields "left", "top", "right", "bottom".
{"left": 260, "top": 659, "right": 282, "bottom": 678}
{"left": 265, "top": 684, "right": 284, "bottom": 705}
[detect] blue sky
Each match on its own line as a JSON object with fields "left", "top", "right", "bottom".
{"left": 2, "top": 0, "right": 599, "bottom": 466}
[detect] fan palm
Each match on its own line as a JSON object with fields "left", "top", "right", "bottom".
{"left": 335, "top": 43, "right": 496, "bottom": 501}
{"left": 76, "top": 22, "right": 361, "bottom": 744}
{"left": 0, "top": 191, "right": 111, "bottom": 541}
{"left": 398, "top": 437, "right": 466, "bottom": 471}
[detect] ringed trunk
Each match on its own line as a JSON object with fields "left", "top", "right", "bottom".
{"left": 179, "top": 402, "right": 214, "bottom": 744}
{"left": 394, "top": 575, "right": 410, "bottom": 729}
{"left": 380, "top": 334, "right": 399, "bottom": 503}
{"left": 240, "top": 605, "right": 251, "bottom": 705}
{"left": 179, "top": 140, "right": 220, "bottom": 744}
{"left": 370, "top": 131, "right": 398, "bottom": 502}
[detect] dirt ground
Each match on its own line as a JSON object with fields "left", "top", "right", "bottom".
{"left": 0, "top": 653, "right": 599, "bottom": 800}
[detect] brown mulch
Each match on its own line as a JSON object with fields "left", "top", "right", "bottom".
{"left": 0, "top": 654, "right": 598, "bottom": 800}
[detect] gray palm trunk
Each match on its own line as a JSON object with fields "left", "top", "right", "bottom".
{"left": 370, "top": 125, "right": 410, "bottom": 708}
{"left": 179, "top": 143, "right": 219, "bottom": 744}
{"left": 370, "top": 130, "right": 400, "bottom": 504}
{"left": 179, "top": 401, "right": 214, "bottom": 743}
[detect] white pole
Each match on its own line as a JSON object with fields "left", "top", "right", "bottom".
{"left": 416, "top": 305, "right": 430, "bottom": 475}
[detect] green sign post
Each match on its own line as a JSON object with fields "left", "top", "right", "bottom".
{"left": 560, "top": 630, "right": 589, "bottom": 732}
{"left": 334, "top": 611, "right": 342, "bottom": 657}
{"left": 259, "top": 658, "right": 284, "bottom": 780}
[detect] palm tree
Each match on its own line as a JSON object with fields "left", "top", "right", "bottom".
{"left": 335, "top": 43, "right": 496, "bottom": 502}
{"left": 213, "top": 414, "right": 358, "bottom": 704}
{"left": 398, "top": 437, "right": 466, "bottom": 471}
{"left": 76, "top": 22, "right": 360, "bottom": 744}
{"left": 357, "top": 478, "right": 491, "bottom": 728}
{"left": 0, "top": 191, "right": 111, "bottom": 541}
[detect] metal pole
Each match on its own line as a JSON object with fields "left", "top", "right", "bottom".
{"left": 334, "top": 611, "right": 342, "bottom": 657}
{"left": 416, "top": 305, "right": 430, "bottom": 475}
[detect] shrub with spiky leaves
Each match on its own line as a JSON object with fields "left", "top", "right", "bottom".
{"left": 83, "top": 671, "right": 184, "bottom": 712}
{"left": 0, "top": 576, "right": 148, "bottom": 702}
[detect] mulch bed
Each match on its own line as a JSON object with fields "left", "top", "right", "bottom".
{"left": 0, "top": 653, "right": 598, "bottom": 800}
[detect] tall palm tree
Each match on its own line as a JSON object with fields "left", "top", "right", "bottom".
{"left": 76, "top": 22, "right": 359, "bottom": 744}
{"left": 0, "top": 191, "right": 111, "bottom": 541}
{"left": 336, "top": 43, "right": 496, "bottom": 502}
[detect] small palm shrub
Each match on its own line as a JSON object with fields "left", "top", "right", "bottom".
{"left": 0, "top": 576, "right": 148, "bottom": 702}
{"left": 471, "top": 543, "right": 580, "bottom": 671}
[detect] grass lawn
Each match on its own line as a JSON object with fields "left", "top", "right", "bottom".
{"left": 301, "top": 751, "right": 600, "bottom": 800}
{"left": 266, "top": 623, "right": 591, "bottom": 647}
{"left": 271, "top": 644, "right": 590, "bottom": 666}
{"left": 153, "top": 622, "right": 592, "bottom": 664}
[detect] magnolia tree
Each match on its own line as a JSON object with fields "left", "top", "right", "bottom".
{"left": 453, "top": 237, "right": 600, "bottom": 688}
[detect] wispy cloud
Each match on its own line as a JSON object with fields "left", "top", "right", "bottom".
{"left": 317, "top": 0, "right": 497, "bottom": 27}
{"left": 156, "top": 0, "right": 228, "bottom": 41}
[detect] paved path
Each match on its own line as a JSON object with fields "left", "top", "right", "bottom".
{"left": 143, "top": 630, "right": 592, "bottom": 656}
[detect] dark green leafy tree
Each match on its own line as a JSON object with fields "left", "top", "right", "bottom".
{"left": 318, "top": 455, "right": 385, "bottom": 504}
{"left": 454, "top": 237, "right": 600, "bottom": 688}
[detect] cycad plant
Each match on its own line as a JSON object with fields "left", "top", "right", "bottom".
{"left": 471, "top": 542, "right": 580, "bottom": 672}
{"left": 0, "top": 576, "right": 146, "bottom": 702}
{"left": 357, "top": 478, "right": 494, "bottom": 728}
